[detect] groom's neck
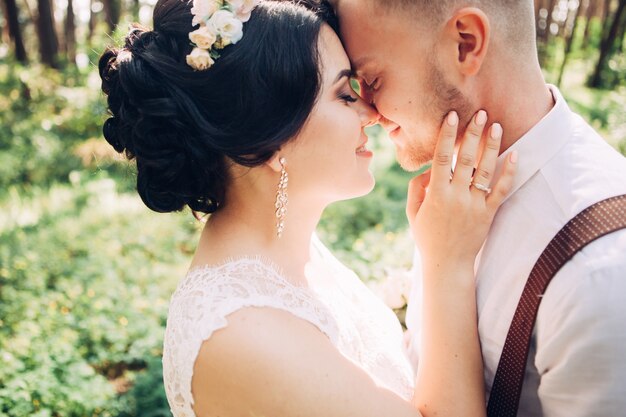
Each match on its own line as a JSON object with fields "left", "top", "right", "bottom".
{"left": 482, "top": 66, "right": 555, "bottom": 154}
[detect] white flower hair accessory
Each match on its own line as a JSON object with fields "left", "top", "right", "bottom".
{"left": 186, "top": 0, "right": 261, "bottom": 71}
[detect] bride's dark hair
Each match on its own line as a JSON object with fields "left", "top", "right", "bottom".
{"left": 99, "top": 0, "right": 337, "bottom": 214}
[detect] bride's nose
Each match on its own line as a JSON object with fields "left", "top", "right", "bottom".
{"left": 356, "top": 96, "right": 380, "bottom": 128}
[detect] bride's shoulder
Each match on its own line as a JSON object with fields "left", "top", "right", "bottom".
{"left": 175, "top": 256, "right": 291, "bottom": 293}
{"left": 164, "top": 258, "right": 329, "bottom": 417}
{"left": 166, "top": 256, "right": 338, "bottom": 338}
{"left": 189, "top": 304, "right": 420, "bottom": 417}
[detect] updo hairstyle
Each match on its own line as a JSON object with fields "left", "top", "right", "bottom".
{"left": 99, "top": 0, "right": 338, "bottom": 214}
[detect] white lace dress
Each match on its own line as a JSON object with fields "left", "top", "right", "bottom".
{"left": 162, "top": 235, "right": 415, "bottom": 417}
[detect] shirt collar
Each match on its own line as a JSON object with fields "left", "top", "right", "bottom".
{"left": 495, "top": 84, "right": 573, "bottom": 203}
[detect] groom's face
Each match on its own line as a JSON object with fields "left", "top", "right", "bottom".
{"left": 335, "top": 1, "right": 472, "bottom": 171}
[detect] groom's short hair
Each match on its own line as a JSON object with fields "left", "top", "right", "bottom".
{"left": 375, "top": 0, "right": 536, "bottom": 54}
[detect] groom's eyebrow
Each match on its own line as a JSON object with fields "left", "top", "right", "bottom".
{"left": 334, "top": 69, "right": 354, "bottom": 84}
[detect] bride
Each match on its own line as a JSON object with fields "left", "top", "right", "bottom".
{"left": 98, "top": 0, "right": 517, "bottom": 416}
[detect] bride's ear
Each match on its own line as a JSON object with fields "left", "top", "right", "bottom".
{"left": 266, "top": 152, "right": 284, "bottom": 173}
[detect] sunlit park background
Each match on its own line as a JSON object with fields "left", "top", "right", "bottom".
{"left": 0, "top": 0, "right": 625, "bottom": 413}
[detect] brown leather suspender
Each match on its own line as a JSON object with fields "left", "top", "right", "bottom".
{"left": 487, "top": 195, "right": 626, "bottom": 417}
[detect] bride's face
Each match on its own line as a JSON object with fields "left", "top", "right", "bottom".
{"left": 280, "top": 26, "right": 380, "bottom": 205}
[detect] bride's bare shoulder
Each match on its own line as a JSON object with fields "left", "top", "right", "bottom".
{"left": 191, "top": 307, "right": 421, "bottom": 417}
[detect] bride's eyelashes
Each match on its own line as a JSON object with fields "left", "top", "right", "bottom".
{"left": 339, "top": 92, "right": 358, "bottom": 104}
{"left": 338, "top": 81, "right": 358, "bottom": 104}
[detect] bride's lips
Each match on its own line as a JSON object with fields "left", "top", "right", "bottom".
{"left": 356, "top": 138, "right": 373, "bottom": 158}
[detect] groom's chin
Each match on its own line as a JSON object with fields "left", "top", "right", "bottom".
{"left": 396, "top": 150, "right": 432, "bottom": 173}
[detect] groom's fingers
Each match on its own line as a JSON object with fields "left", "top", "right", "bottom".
{"left": 431, "top": 111, "right": 458, "bottom": 190}
{"left": 406, "top": 172, "right": 431, "bottom": 225}
{"left": 452, "top": 110, "right": 488, "bottom": 188}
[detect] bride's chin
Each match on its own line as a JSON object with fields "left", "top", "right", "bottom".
{"left": 361, "top": 174, "right": 376, "bottom": 195}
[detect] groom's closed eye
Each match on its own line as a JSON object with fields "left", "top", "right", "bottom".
{"left": 355, "top": 80, "right": 376, "bottom": 105}
{"left": 363, "top": 77, "right": 380, "bottom": 92}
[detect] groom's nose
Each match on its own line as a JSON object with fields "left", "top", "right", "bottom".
{"left": 378, "top": 116, "right": 399, "bottom": 134}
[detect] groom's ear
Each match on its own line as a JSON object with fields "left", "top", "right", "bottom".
{"left": 445, "top": 7, "right": 490, "bottom": 77}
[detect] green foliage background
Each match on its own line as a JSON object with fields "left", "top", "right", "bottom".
{"left": 0, "top": 15, "right": 625, "bottom": 417}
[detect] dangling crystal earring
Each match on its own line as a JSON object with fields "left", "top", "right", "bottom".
{"left": 275, "top": 157, "right": 288, "bottom": 238}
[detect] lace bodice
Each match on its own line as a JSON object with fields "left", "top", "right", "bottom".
{"left": 162, "top": 236, "right": 415, "bottom": 417}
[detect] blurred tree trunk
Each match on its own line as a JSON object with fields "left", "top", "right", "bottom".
{"left": 546, "top": 0, "right": 558, "bottom": 35}
{"left": 102, "top": 0, "right": 120, "bottom": 33}
{"left": 536, "top": 0, "right": 549, "bottom": 63}
{"left": 558, "top": 0, "right": 584, "bottom": 86}
{"left": 589, "top": 0, "right": 626, "bottom": 87}
{"left": 535, "top": 0, "right": 542, "bottom": 22}
{"left": 602, "top": 0, "right": 613, "bottom": 21}
{"left": 538, "top": 0, "right": 558, "bottom": 65}
{"left": 64, "top": 0, "right": 75, "bottom": 65}
{"left": 35, "top": 0, "right": 59, "bottom": 67}
{"left": 87, "top": 0, "right": 96, "bottom": 44}
{"left": 582, "top": 0, "right": 597, "bottom": 49}
{"left": 1, "top": 0, "right": 28, "bottom": 62}
{"left": 535, "top": 0, "right": 544, "bottom": 37}
{"left": 1, "top": 3, "right": 8, "bottom": 43}
{"left": 600, "top": 0, "right": 614, "bottom": 44}
{"left": 540, "top": 0, "right": 558, "bottom": 43}
{"left": 616, "top": 6, "right": 626, "bottom": 51}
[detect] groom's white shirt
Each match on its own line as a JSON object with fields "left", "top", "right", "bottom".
{"left": 405, "top": 85, "right": 626, "bottom": 417}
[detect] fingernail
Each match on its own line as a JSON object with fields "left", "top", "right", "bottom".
{"left": 491, "top": 123, "right": 502, "bottom": 139}
{"left": 447, "top": 111, "right": 458, "bottom": 126}
{"left": 510, "top": 150, "right": 518, "bottom": 164}
{"left": 475, "top": 110, "right": 487, "bottom": 125}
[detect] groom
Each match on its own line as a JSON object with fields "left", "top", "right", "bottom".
{"left": 330, "top": 0, "right": 626, "bottom": 416}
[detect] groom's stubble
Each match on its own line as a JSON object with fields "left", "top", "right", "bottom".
{"left": 398, "top": 55, "right": 473, "bottom": 172}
